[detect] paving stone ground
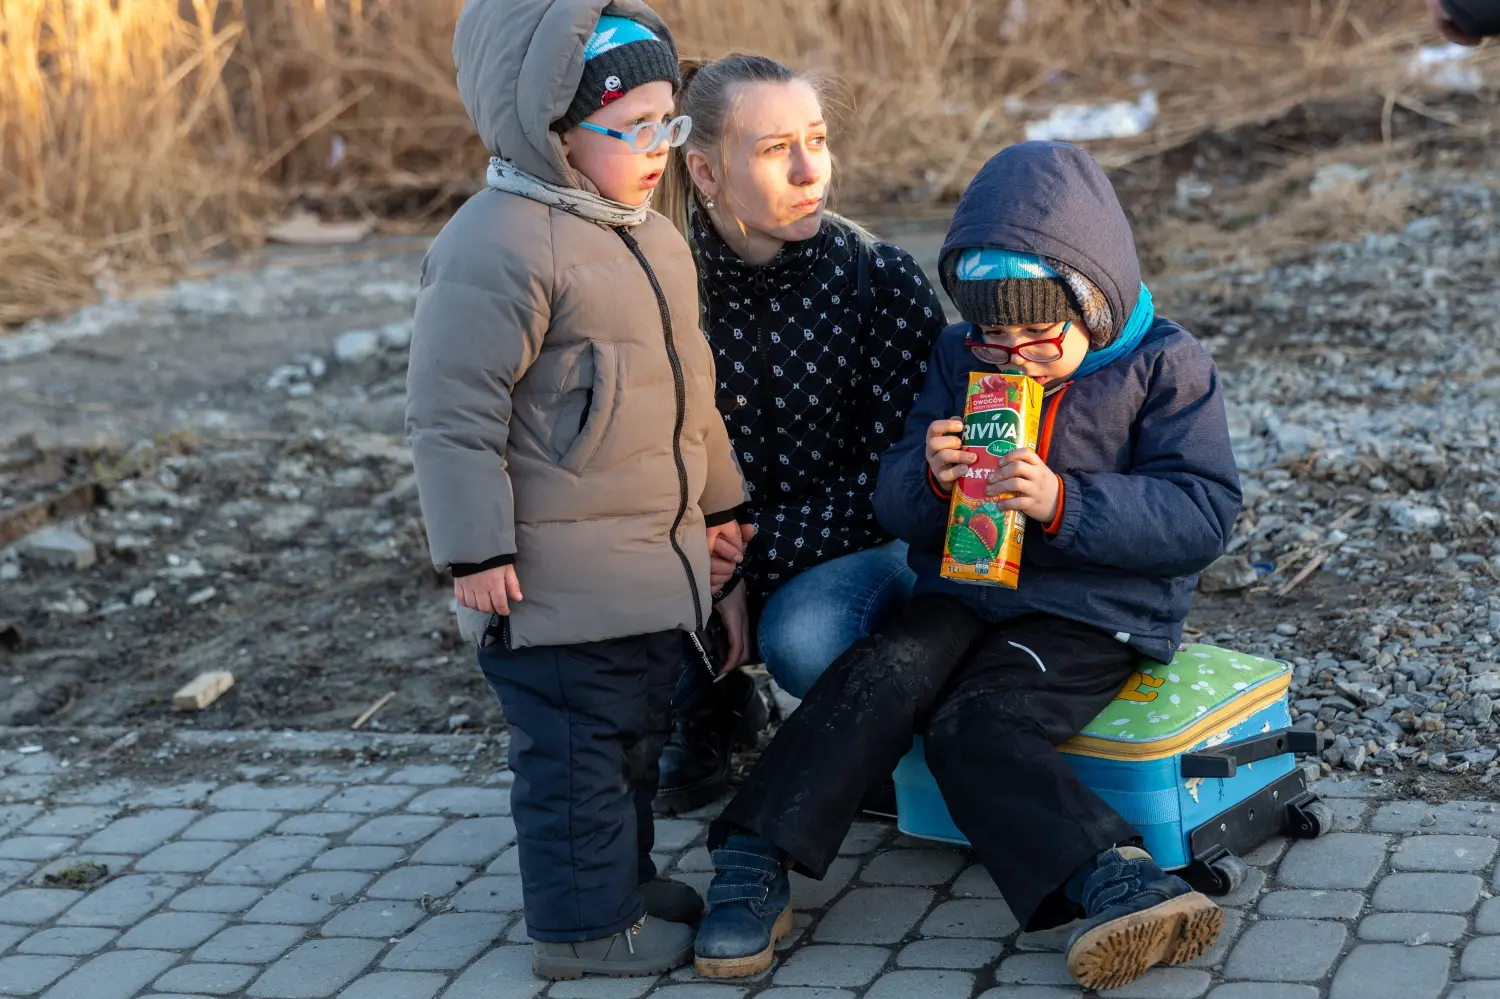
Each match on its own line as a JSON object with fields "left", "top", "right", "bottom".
{"left": 1, "top": 745, "right": 1498, "bottom": 999}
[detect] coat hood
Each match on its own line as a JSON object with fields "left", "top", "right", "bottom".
{"left": 453, "top": 0, "right": 676, "bottom": 190}
{"left": 940, "top": 141, "right": 1141, "bottom": 341}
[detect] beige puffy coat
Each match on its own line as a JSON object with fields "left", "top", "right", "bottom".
{"left": 406, "top": 0, "right": 745, "bottom": 648}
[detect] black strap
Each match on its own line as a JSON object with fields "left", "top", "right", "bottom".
{"left": 854, "top": 230, "right": 875, "bottom": 334}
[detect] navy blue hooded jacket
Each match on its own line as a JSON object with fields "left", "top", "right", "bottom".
{"left": 873, "top": 142, "right": 1242, "bottom": 665}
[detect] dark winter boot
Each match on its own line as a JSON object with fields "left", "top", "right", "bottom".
{"left": 642, "top": 876, "right": 704, "bottom": 925}
{"left": 693, "top": 833, "right": 793, "bottom": 978}
{"left": 1064, "top": 845, "right": 1223, "bottom": 991}
{"left": 532, "top": 916, "right": 695, "bottom": 979}
{"left": 655, "top": 668, "right": 767, "bottom": 816}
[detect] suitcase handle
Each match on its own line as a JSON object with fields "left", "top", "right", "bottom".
{"left": 1181, "top": 729, "right": 1322, "bottom": 779}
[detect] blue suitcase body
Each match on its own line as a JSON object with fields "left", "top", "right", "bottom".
{"left": 893, "top": 645, "right": 1329, "bottom": 892}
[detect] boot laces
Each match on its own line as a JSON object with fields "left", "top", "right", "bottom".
{"left": 624, "top": 916, "right": 647, "bottom": 955}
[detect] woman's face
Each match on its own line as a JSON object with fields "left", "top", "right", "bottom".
{"left": 693, "top": 79, "right": 831, "bottom": 244}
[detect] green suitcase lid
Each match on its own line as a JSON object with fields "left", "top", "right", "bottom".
{"left": 1075, "top": 644, "right": 1291, "bottom": 747}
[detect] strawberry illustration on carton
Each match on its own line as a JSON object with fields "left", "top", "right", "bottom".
{"left": 940, "top": 370, "right": 1044, "bottom": 588}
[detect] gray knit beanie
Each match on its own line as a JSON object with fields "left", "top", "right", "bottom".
{"left": 941, "top": 248, "right": 1115, "bottom": 348}
{"left": 554, "top": 13, "right": 679, "bottom": 133}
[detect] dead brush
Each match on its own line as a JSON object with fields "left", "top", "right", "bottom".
{"left": 656, "top": 0, "right": 1441, "bottom": 199}
{"left": 0, "top": 0, "right": 261, "bottom": 326}
{"left": 1148, "top": 146, "right": 1421, "bottom": 278}
{"left": 0, "top": 0, "right": 1463, "bottom": 326}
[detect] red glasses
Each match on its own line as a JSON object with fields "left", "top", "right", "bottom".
{"left": 965, "top": 321, "right": 1071, "bottom": 365}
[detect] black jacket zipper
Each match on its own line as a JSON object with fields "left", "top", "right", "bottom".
{"left": 615, "top": 227, "right": 704, "bottom": 631}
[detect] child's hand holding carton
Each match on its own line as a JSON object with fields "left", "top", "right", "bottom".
{"left": 937, "top": 371, "right": 1044, "bottom": 589}
{"left": 986, "top": 447, "right": 1060, "bottom": 524}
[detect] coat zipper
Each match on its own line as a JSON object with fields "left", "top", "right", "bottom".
{"left": 1037, "top": 382, "right": 1073, "bottom": 463}
{"left": 615, "top": 227, "right": 704, "bottom": 631}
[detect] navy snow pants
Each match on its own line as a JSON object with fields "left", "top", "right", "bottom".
{"left": 479, "top": 626, "right": 681, "bottom": 942}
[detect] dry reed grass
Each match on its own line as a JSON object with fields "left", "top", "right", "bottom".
{"left": 1, "top": 0, "right": 256, "bottom": 324}
{"left": 0, "top": 0, "right": 1470, "bottom": 325}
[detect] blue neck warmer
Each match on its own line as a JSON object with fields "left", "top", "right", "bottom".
{"left": 1072, "top": 282, "right": 1154, "bottom": 380}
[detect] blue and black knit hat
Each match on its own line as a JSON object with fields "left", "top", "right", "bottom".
{"left": 555, "top": 13, "right": 679, "bottom": 133}
{"left": 941, "top": 248, "right": 1115, "bottom": 348}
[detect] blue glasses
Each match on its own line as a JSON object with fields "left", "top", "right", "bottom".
{"left": 579, "top": 115, "right": 692, "bottom": 153}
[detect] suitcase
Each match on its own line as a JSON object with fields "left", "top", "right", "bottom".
{"left": 893, "top": 643, "right": 1333, "bottom": 895}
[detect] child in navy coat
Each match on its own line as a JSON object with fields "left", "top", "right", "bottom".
{"left": 687, "top": 141, "right": 1242, "bottom": 991}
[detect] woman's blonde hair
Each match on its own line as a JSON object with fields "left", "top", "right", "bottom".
{"left": 656, "top": 53, "right": 871, "bottom": 245}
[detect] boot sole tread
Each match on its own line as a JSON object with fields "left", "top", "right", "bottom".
{"left": 694, "top": 904, "right": 794, "bottom": 979}
{"left": 1066, "top": 891, "right": 1224, "bottom": 991}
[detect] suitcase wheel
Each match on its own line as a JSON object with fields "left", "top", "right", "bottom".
{"left": 1288, "top": 799, "right": 1334, "bottom": 839}
{"left": 1203, "top": 853, "right": 1249, "bottom": 895}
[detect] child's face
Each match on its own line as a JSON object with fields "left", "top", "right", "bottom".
{"left": 974, "top": 321, "right": 1091, "bottom": 386}
{"left": 560, "top": 81, "right": 676, "bottom": 206}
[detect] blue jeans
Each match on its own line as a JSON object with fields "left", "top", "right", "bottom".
{"left": 757, "top": 541, "right": 916, "bottom": 698}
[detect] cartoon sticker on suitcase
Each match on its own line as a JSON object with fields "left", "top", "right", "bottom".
{"left": 1117, "top": 672, "right": 1166, "bottom": 702}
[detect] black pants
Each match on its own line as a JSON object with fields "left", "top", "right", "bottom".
{"left": 710, "top": 595, "right": 1141, "bottom": 931}
{"left": 479, "top": 628, "right": 680, "bottom": 942}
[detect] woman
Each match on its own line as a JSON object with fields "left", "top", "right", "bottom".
{"left": 652, "top": 53, "right": 948, "bottom": 813}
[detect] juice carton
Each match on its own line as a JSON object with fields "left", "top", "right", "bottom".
{"left": 940, "top": 371, "right": 1044, "bottom": 588}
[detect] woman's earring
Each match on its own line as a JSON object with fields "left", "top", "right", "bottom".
{"left": 704, "top": 196, "right": 716, "bottom": 209}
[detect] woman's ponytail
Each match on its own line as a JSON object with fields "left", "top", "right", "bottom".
{"left": 657, "top": 57, "right": 708, "bottom": 241}
{"left": 678, "top": 56, "right": 706, "bottom": 97}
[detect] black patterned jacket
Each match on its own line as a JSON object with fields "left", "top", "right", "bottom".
{"left": 692, "top": 215, "right": 946, "bottom": 602}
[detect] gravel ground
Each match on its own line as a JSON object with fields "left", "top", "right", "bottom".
{"left": 1169, "top": 175, "right": 1500, "bottom": 780}
{"left": 0, "top": 154, "right": 1497, "bottom": 785}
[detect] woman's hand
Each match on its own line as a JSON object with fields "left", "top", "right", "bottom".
{"left": 985, "top": 448, "right": 1061, "bottom": 524}
{"left": 708, "top": 521, "right": 755, "bottom": 592}
{"left": 925, "top": 418, "right": 974, "bottom": 488}
{"left": 715, "top": 584, "right": 752, "bottom": 674}
{"left": 454, "top": 565, "right": 523, "bottom": 616}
